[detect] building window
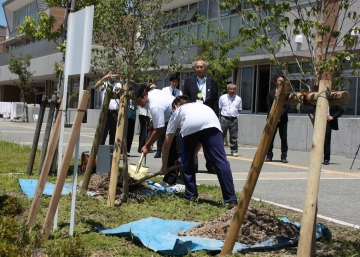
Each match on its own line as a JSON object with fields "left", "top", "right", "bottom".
{"left": 240, "top": 67, "right": 254, "bottom": 111}
{"left": 13, "top": 2, "right": 39, "bottom": 31}
{"left": 342, "top": 77, "right": 357, "bottom": 115}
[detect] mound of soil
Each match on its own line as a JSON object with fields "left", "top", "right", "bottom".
{"left": 87, "top": 173, "right": 152, "bottom": 204}
{"left": 180, "top": 207, "right": 300, "bottom": 245}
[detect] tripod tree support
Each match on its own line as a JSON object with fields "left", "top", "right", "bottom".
{"left": 220, "top": 82, "right": 291, "bottom": 255}
{"left": 42, "top": 91, "right": 89, "bottom": 240}
{"left": 81, "top": 92, "right": 111, "bottom": 192}
{"left": 297, "top": 80, "right": 331, "bottom": 256}
{"left": 37, "top": 94, "right": 58, "bottom": 175}
{"left": 107, "top": 82, "right": 130, "bottom": 206}
{"left": 27, "top": 95, "right": 48, "bottom": 175}
{"left": 27, "top": 101, "right": 63, "bottom": 228}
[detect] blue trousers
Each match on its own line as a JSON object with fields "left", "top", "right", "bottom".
{"left": 180, "top": 127, "right": 237, "bottom": 203}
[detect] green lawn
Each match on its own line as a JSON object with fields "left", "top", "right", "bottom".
{"left": 0, "top": 139, "right": 359, "bottom": 256}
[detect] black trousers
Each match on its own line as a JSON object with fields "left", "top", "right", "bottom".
{"left": 138, "top": 115, "right": 150, "bottom": 153}
{"left": 101, "top": 110, "right": 118, "bottom": 145}
{"left": 162, "top": 123, "right": 183, "bottom": 185}
{"left": 156, "top": 126, "right": 166, "bottom": 153}
{"left": 127, "top": 118, "right": 135, "bottom": 153}
{"left": 324, "top": 122, "right": 332, "bottom": 161}
{"left": 267, "top": 121, "right": 288, "bottom": 158}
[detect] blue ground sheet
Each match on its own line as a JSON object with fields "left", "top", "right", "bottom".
{"left": 18, "top": 179, "right": 95, "bottom": 198}
{"left": 97, "top": 216, "right": 331, "bottom": 255}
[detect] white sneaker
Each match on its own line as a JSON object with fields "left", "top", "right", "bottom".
{"left": 171, "top": 184, "right": 185, "bottom": 193}
{"left": 232, "top": 152, "right": 238, "bottom": 157}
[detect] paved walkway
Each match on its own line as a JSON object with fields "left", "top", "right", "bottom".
{"left": 0, "top": 119, "right": 359, "bottom": 227}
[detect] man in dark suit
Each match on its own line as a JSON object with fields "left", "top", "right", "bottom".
{"left": 323, "top": 105, "right": 344, "bottom": 165}
{"left": 183, "top": 59, "right": 219, "bottom": 174}
{"left": 265, "top": 75, "right": 290, "bottom": 163}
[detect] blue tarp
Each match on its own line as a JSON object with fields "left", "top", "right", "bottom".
{"left": 97, "top": 216, "right": 331, "bottom": 255}
{"left": 18, "top": 179, "right": 95, "bottom": 198}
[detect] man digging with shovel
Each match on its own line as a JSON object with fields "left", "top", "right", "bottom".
{"left": 159, "top": 95, "right": 238, "bottom": 207}
{"left": 135, "top": 83, "right": 184, "bottom": 188}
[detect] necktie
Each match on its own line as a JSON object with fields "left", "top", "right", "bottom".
{"left": 172, "top": 89, "right": 176, "bottom": 96}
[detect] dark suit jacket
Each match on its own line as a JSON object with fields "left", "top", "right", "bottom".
{"left": 328, "top": 105, "right": 344, "bottom": 130}
{"left": 183, "top": 76, "right": 219, "bottom": 115}
{"left": 266, "top": 89, "right": 290, "bottom": 122}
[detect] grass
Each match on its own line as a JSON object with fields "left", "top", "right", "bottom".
{"left": 0, "top": 139, "right": 359, "bottom": 256}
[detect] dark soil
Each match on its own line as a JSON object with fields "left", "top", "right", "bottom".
{"left": 87, "top": 173, "right": 152, "bottom": 204}
{"left": 179, "top": 206, "right": 300, "bottom": 245}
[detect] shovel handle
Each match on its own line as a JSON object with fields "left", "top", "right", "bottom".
{"left": 130, "top": 165, "right": 180, "bottom": 186}
{"left": 135, "top": 152, "right": 145, "bottom": 173}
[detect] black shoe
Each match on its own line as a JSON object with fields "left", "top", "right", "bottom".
{"left": 226, "top": 200, "right": 238, "bottom": 209}
{"left": 154, "top": 152, "right": 161, "bottom": 158}
{"left": 323, "top": 160, "right": 329, "bottom": 165}
{"left": 281, "top": 157, "right": 288, "bottom": 163}
{"left": 265, "top": 156, "right": 272, "bottom": 162}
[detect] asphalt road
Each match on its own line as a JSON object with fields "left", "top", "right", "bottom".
{"left": 0, "top": 119, "right": 359, "bottom": 228}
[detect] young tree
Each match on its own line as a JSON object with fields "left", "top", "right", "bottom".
{"left": 91, "top": 0, "right": 189, "bottom": 204}
{"left": 222, "top": 0, "right": 360, "bottom": 119}
{"left": 7, "top": 52, "right": 36, "bottom": 122}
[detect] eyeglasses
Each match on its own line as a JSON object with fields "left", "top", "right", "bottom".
{"left": 195, "top": 66, "right": 205, "bottom": 70}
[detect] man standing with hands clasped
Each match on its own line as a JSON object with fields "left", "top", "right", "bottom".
{"left": 94, "top": 68, "right": 122, "bottom": 145}
{"left": 323, "top": 105, "right": 344, "bottom": 165}
{"left": 183, "top": 59, "right": 219, "bottom": 174}
{"left": 265, "top": 75, "right": 290, "bottom": 163}
{"left": 219, "top": 83, "right": 242, "bottom": 157}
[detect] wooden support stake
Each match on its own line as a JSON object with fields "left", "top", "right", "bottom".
{"left": 107, "top": 85, "right": 129, "bottom": 206}
{"left": 81, "top": 92, "right": 111, "bottom": 192}
{"left": 27, "top": 95, "right": 48, "bottom": 175}
{"left": 37, "top": 94, "right": 57, "bottom": 175}
{"left": 297, "top": 80, "right": 330, "bottom": 257}
{"left": 220, "top": 82, "right": 291, "bottom": 256}
{"left": 286, "top": 90, "right": 349, "bottom": 106}
{"left": 27, "top": 101, "right": 63, "bottom": 228}
{"left": 42, "top": 91, "right": 89, "bottom": 240}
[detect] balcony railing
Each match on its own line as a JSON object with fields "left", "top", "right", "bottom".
{"left": 0, "top": 39, "right": 59, "bottom": 66}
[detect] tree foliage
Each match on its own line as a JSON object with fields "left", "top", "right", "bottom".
{"left": 7, "top": 52, "right": 36, "bottom": 122}
{"left": 91, "top": 0, "right": 189, "bottom": 81}
{"left": 221, "top": 0, "right": 360, "bottom": 90}
{"left": 190, "top": 14, "right": 242, "bottom": 92}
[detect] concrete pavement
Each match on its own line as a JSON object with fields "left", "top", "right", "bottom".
{"left": 0, "top": 119, "right": 359, "bottom": 228}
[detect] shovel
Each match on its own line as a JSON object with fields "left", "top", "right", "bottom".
{"left": 128, "top": 153, "right": 149, "bottom": 180}
{"left": 130, "top": 164, "right": 180, "bottom": 186}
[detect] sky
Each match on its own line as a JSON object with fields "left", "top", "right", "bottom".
{"left": 0, "top": 0, "right": 6, "bottom": 27}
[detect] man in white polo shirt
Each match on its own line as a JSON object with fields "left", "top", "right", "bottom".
{"left": 154, "top": 75, "right": 183, "bottom": 158}
{"left": 159, "top": 95, "right": 237, "bottom": 207}
{"left": 135, "top": 83, "right": 183, "bottom": 186}
{"left": 219, "top": 83, "right": 242, "bottom": 157}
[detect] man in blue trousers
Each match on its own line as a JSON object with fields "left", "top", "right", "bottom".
{"left": 159, "top": 95, "right": 238, "bottom": 207}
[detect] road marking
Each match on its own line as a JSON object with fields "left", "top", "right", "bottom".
{"left": 222, "top": 154, "right": 360, "bottom": 178}
{"left": 251, "top": 197, "right": 360, "bottom": 229}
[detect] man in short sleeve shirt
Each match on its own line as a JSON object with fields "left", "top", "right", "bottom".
{"left": 135, "top": 84, "right": 183, "bottom": 186}
{"left": 159, "top": 96, "right": 237, "bottom": 206}
{"left": 219, "top": 83, "right": 242, "bottom": 157}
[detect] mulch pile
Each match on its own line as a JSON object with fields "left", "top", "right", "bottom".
{"left": 180, "top": 207, "right": 300, "bottom": 245}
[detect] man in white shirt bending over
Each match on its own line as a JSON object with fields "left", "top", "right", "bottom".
{"left": 219, "top": 83, "right": 242, "bottom": 157}
{"left": 159, "top": 95, "right": 237, "bottom": 207}
{"left": 135, "top": 83, "right": 183, "bottom": 186}
{"left": 153, "top": 75, "right": 183, "bottom": 158}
